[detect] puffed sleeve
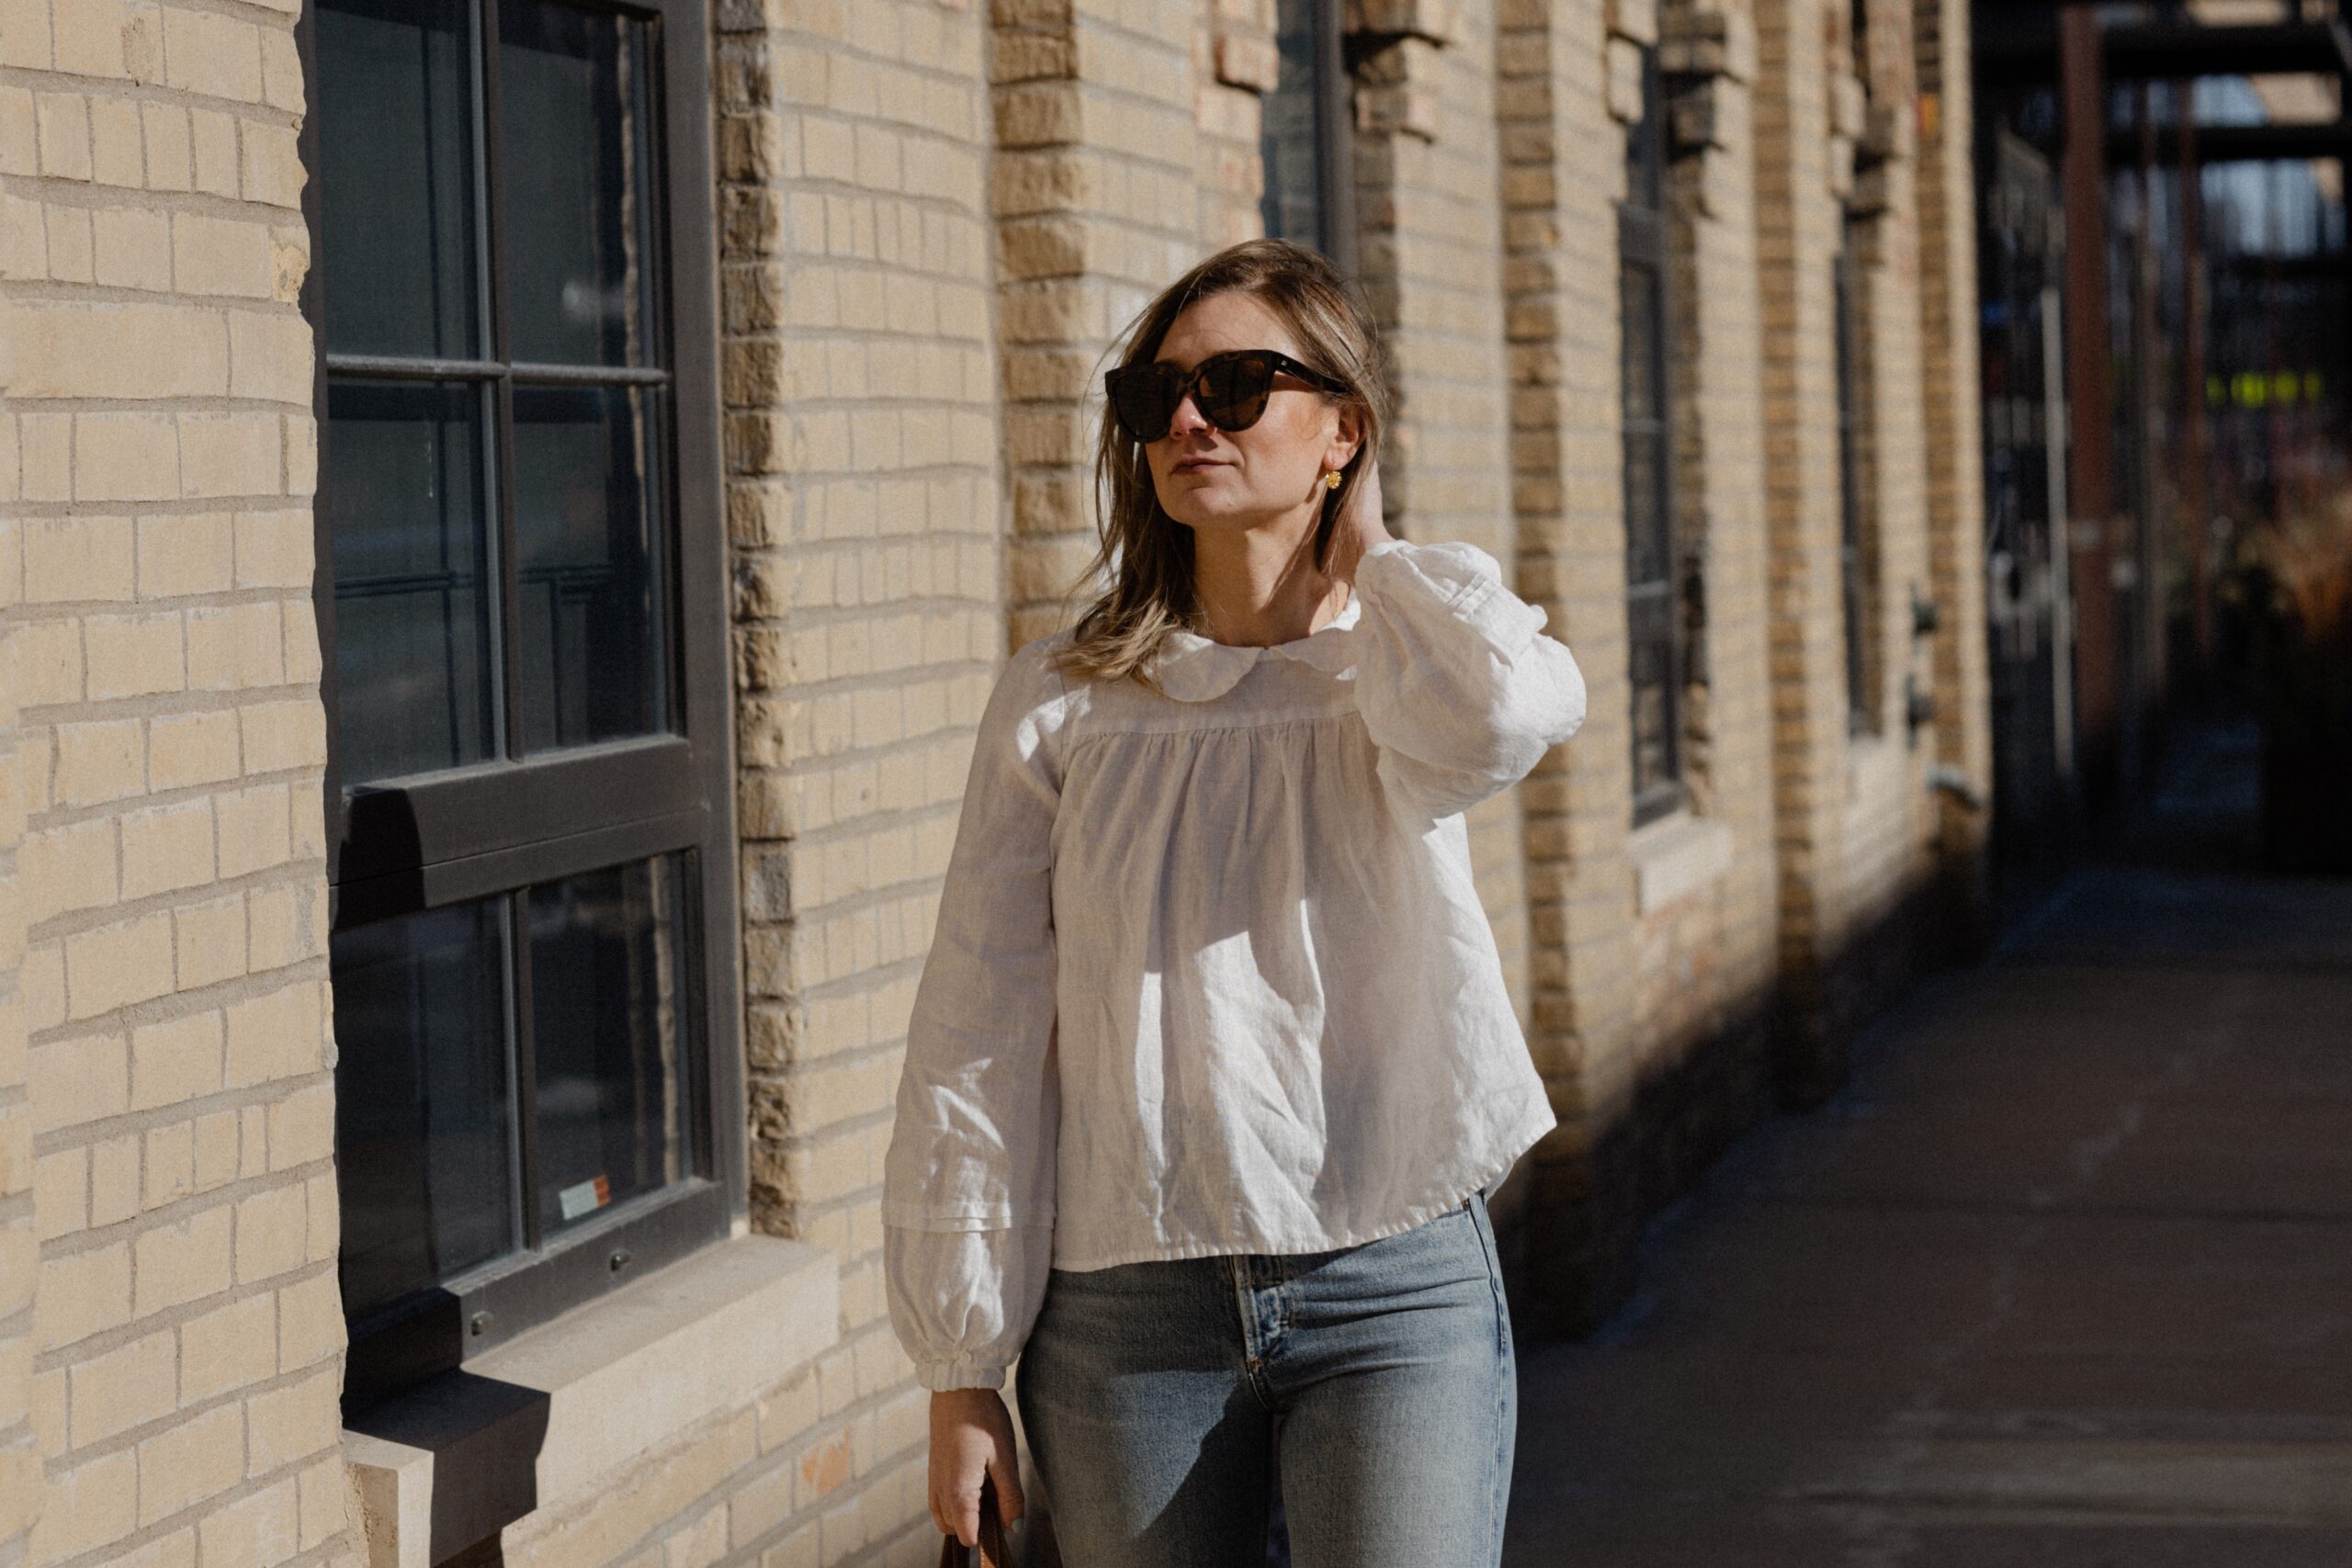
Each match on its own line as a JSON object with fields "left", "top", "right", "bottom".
{"left": 1350, "top": 536, "right": 1588, "bottom": 822}
{"left": 881, "top": 637, "right": 1070, "bottom": 1393}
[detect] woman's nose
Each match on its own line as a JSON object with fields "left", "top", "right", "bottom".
{"left": 1166, "top": 390, "right": 1212, "bottom": 436}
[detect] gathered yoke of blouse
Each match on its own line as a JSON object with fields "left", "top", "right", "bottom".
{"left": 880, "top": 536, "right": 1589, "bottom": 1393}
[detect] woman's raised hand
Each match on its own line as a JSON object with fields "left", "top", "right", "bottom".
{"left": 929, "top": 1388, "right": 1026, "bottom": 1547}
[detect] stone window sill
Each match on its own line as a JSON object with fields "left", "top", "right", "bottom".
{"left": 1845, "top": 728, "right": 1904, "bottom": 807}
{"left": 343, "top": 1233, "right": 838, "bottom": 1568}
{"left": 1628, "top": 808, "right": 1736, "bottom": 915}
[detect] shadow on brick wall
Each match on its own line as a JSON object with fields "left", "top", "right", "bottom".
{"left": 1504, "top": 870, "right": 1984, "bottom": 1342}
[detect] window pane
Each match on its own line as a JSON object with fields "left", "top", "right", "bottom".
{"left": 1623, "top": 428, "right": 1671, "bottom": 587}
{"left": 334, "top": 900, "right": 516, "bottom": 1325}
{"left": 1625, "top": 48, "right": 1663, "bottom": 213}
{"left": 1629, "top": 591, "right": 1679, "bottom": 800}
{"left": 529, "top": 856, "right": 694, "bottom": 1235}
{"left": 514, "top": 384, "right": 668, "bottom": 750}
{"left": 316, "top": 0, "right": 481, "bottom": 360}
{"left": 1621, "top": 220, "right": 1678, "bottom": 806}
{"left": 1620, "top": 261, "right": 1662, "bottom": 423}
{"left": 1835, "top": 253, "right": 1870, "bottom": 725}
{"left": 327, "top": 379, "right": 500, "bottom": 784}
{"left": 1261, "top": 0, "right": 1329, "bottom": 249}
{"left": 498, "top": 0, "right": 660, "bottom": 367}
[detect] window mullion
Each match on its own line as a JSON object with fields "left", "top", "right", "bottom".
{"left": 479, "top": 0, "right": 526, "bottom": 763}
{"left": 481, "top": 0, "right": 539, "bottom": 1269}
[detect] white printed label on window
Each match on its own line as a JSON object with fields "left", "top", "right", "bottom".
{"left": 558, "top": 1175, "right": 612, "bottom": 1222}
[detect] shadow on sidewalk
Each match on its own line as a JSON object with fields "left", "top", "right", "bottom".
{"left": 1504, "top": 720, "right": 2352, "bottom": 1566}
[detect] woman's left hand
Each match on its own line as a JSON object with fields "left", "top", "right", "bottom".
{"left": 1327, "top": 457, "right": 1394, "bottom": 590}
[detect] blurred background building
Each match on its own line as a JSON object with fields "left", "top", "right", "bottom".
{"left": 1975, "top": 0, "right": 2351, "bottom": 878}
{"left": 0, "top": 0, "right": 2340, "bottom": 1564}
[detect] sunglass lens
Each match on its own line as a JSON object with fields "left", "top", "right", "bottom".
{"left": 1197, "top": 353, "right": 1275, "bottom": 432}
{"left": 1111, "top": 365, "right": 1179, "bottom": 442}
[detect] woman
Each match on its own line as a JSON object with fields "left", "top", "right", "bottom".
{"left": 882, "top": 238, "right": 1588, "bottom": 1567}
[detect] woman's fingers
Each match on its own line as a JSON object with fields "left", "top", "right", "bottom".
{"left": 930, "top": 1388, "right": 1022, "bottom": 1547}
{"left": 938, "top": 1458, "right": 993, "bottom": 1546}
{"left": 989, "top": 1444, "right": 1026, "bottom": 1523}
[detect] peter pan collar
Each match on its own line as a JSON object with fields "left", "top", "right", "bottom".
{"left": 1144, "top": 591, "right": 1364, "bottom": 703}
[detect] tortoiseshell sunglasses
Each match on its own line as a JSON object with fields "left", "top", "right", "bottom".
{"left": 1105, "top": 349, "right": 1351, "bottom": 444}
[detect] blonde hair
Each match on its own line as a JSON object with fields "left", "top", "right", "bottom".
{"left": 1042, "top": 238, "right": 1389, "bottom": 695}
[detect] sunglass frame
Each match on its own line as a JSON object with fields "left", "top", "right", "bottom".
{"left": 1105, "top": 348, "right": 1353, "bottom": 444}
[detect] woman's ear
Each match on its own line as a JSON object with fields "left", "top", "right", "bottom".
{"left": 1324, "top": 402, "right": 1367, "bottom": 474}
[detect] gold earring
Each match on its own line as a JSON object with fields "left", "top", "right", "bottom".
{"left": 1324, "top": 470, "right": 1343, "bottom": 491}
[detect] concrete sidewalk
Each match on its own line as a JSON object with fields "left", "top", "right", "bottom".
{"left": 1505, "top": 727, "right": 2352, "bottom": 1566}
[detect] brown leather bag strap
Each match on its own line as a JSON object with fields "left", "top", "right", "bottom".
{"left": 936, "top": 1471, "right": 1012, "bottom": 1568}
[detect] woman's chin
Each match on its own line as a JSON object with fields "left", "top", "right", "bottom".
{"left": 1158, "top": 495, "right": 1285, "bottom": 535}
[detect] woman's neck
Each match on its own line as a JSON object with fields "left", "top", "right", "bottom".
{"left": 1187, "top": 505, "right": 1351, "bottom": 649}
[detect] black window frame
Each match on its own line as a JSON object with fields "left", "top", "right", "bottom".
{"left": 1260, "top": 0, "right": 1358, "bottom": 272}
{"left": 297, "top": 0, "right": 742, "bottom": 1414}
{"left": 1834, "top": 240, "right": 1874, "bottom": 734}
{"left": 1620, "top": 43, "right": 1685, "bottom": 825}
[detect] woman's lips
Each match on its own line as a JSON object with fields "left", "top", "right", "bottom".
{"left": 1170, "top": 457, "right": 1227, "bottom": 475}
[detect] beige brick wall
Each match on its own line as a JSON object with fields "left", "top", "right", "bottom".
{"left": 1752, "top": 0, "right": 1955, "bottom": 1101}
{"left": 1499, "top": 0, "right": 1626, "bottom": 1032}
{"left": 1757, "top": 0, "right": 1874, "bottom": 1094}
{"left": 1751, "top": 0, "right": 1839, "bottom": 953}
{"left": 1497, "top": 0, "right": 1642, "bottom": 1314}
{"left": 1346, "top": 0, "right": 1537, "bottom": 1021}
{"left": 1910, "top": 0, "right": 1993, "bottom": 893}
{"left": 4, "top": 346, "right": 39, "bottom": 1566}
{"left": 994, "top": 0, "right": 1204, "bottom": 649}
{"left": 3, "top": 0, "right": 348, "bottom": 1563}
{"left": 1504, "top": 0, "right": 1788, "bottom": 1332}
{"left": 1196, "top": 0, "right": 1275, "bottom": 245}
{"left": 1631, "top": 0, "right": 1781, "bottom": 1191}
{"left": 1841, "top": 27, "right": 1940, "bottom": 920}
{"left": 1497, "top": 0, "right": 1970, "bottom": 1333}
{"left": 488, "top": 1356, "right": 927, "bottom": 1568}
{"left": 712, "top": 0, "right": 1003, "bottom": 1562}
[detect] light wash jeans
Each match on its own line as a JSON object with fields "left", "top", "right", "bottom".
{"left": 1014, "top": 1187, "right": 1517, "bottom": 1568}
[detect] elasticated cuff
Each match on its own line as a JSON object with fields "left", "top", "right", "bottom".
{"left": 916, "top": 1359, "right": 1009, "bottom": 1393}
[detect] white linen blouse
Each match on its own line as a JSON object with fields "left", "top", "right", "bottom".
{"left": 880, "top": 536, "right": 1588, "bottom": 1393}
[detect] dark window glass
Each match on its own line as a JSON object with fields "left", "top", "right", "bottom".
{"left": 1625, "top": 50, "right": 1663, "bottom": 213}
{"left": 1261, "top": 0, "right": 1351, "bottom": 263}
{"left": 1621, "top": 264, "right": 1670, "bottom": 590}
{"left": 531, "top": 856, "right": 693, "bottom": 1235}
{"left": 317, "top": 0, "right": 669, "bottom": 771}
{"left": 514, "top": 384, "right": 666, "bottom": 749}
{"left": 330, "top": 854, "right": 697, "bottom": 1329}
{"left": 1623, "top": 428, "right": 1669, "bottom": 584}
{"left": 1619, "top": 44, "right": 1682, "bottom": 821}
{"left": 498, "top": 0, "right": 660, "bottom": 368}
{"left": 1835, "top": 246, "right": 1872, "bottom": 730}
{"left": 1627, "top": 592, "right": 1679, "bottom": 795}
{"left": 333, "top": 900, "right": 514, "bottom": 1325}
{"left": 325, "top": 380, "right": 501, "bottom": 784}
{"left": 315, "top": 0, "right": 481, "bottom": 360}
